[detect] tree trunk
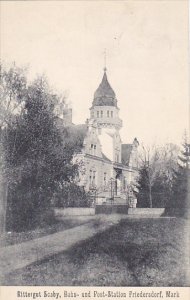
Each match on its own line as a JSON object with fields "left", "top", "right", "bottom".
{"left": 149, "top": 185, "right": 152, "bottom": 208}
{"left": 0, "top": 179, "right": 8, "bottom": 233}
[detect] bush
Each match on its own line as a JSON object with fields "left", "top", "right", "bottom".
{"left": 6, "top": 182, "right": 55, "bottom": 232}
{"left": 53, "top": 183, "right": 91, "bottom": 208}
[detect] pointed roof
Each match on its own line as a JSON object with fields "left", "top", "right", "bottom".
{"left": 92, "top": 70, "right": 117, "bottom": 107}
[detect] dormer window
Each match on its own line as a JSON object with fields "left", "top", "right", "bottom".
{"left": 90, "top": 144, "right": 97, "bottom": 156}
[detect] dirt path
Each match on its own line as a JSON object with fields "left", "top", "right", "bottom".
{"left": 0, "top": 214, "right": 127, "bottom": 276}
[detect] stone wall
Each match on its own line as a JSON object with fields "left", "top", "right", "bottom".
{"left": 95, "top": 204, "right": 128, "bottom": 214}
{"left": 54, "top": 208, "right": 95, "bottom": 216}
{"left": 128, "top": 208, "right": 165, "bottom": 216}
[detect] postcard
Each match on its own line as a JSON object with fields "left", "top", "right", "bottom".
{"left": 0, "top": 1, "right": 189, "bottom": 300}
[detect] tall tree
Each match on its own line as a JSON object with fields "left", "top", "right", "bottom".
{"left": 136, "top": 145, "right": 161, "bottom": 208}
{"left": 135, "top": 144, "right": 179, "bottom": 208}
{"left": 169, "top": 140, "right": 190, "bottom": 216}
{"left": 4, "top": 76, "right": 79, "bottom": 231}
{"left": 0, "top": 63, "right": 27, "bottom": 233}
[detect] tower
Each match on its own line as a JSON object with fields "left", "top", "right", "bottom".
{"left": 89, "top": 68, "right": 122, "bottom": 130}
{"left": 88, "top": 69, "right": 123, "bottom": 163}
{"left": 75, "top": 66, "right": 139, "bottom": 198}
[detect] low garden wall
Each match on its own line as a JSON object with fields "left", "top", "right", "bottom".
{"left": 95, "top": 206, "right": 165, "bottom": 216}
{"left": 54, "top": 207, "right": 95, "bottom": 216}
{"left": 95, "top": 205, "right": 128, "bottom": 214}
{"left": 128, "top": 208, "right": 165, "bottom": 216}
{"left": 55, "top": 207, "right": 166, "bottom": 217}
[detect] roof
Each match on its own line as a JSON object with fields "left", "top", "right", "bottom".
{"left": 121, "top": 144, "right": 133, "bottom": 166}
{"left": 102, "top": 152, "right": 112, "bottom": 162}
{"left": 92, "top": 70, "right": 117, "bottom": 107}
{"left": 67, "top": 124, "right": 88, "bottom": 153}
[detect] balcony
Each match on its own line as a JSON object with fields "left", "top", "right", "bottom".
{"left": 96, "top": 117, "right": 122, "bottom": 128}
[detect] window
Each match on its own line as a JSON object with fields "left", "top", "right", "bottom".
{"left": 104, "top": 172, "right": 107, "bottom": 185}
{"left": 90, "top": 144, "right": 93, "bottom": 154}
{"left": 89, "top": 170, "right": 92, "bottom": 184}
{"left": 90, "top": 144, "right": 97, "bottom": 155}
{"left": 92, "top": 171, "right": 96, "bottom": 185}
{"left": 123, "top": 177, "right": 126, "bottom": 190}
{"left": 111, "top": 111, "right": 113, "bottom": 118}
{"left": 107, "top": 111, "right": 109, "bottom": 117}
{"left": 97, "top": 111, "right": 99, "bottom": 118}
{"left": 101, "top": 110, "right": 103, "bottom": 118}
{"left": 91, "top": 111, "right": 94, "bottom": 118}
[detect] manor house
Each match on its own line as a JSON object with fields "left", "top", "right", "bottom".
{"left": 73, "top": 68, "right": 139, "bottom": 204}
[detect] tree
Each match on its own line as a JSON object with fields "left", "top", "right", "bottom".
{"left": 168, "top": 140, "right": 190, "bottom": 216}
{"left": 0, "top": 62, "right": 27, "bottom": 128}
{"left": 2, "top": 70, "right": 79, "bottom": 231}
{"left": 136, "top": 145, "right": 161, "bottom": 208}
{"left": 0, "top": 63, "right": 27, "bottom": 233}
{"left": 135, "top": 144, "right": 179, "bottom": 208}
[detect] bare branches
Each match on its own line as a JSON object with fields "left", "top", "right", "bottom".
{"left": 136, "top": 143, "right": 180, "bottom": 208}
{"left": 0, "top": 63, "right": 27, "bottom": 130}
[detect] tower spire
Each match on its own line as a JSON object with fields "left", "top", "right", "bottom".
{"left": 103, "top": 48, "right": 107, "bottom": 72}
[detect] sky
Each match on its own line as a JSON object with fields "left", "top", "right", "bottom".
{"left": 1, "top": 1, "right": 189, "bottom": 146}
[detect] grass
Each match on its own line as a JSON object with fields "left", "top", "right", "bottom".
{"left": 0, "top": 216, "right": 96, "bottom": 247}
{"left": 1, "top": 217, "right": 189, "bottom": 286}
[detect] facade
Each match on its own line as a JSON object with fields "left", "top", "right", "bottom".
{"left": 73, "top": 68, "right": 139, "bottom": 204}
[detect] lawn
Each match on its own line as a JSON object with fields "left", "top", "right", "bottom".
{"left": 0, "top": 215, "right": 96, "bottom": 247}
{"left": 1, "top": 217, "right": 189, "bottom": 286}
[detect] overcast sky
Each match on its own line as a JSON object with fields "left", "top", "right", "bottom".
{"left": 1, "top": 1, "right": 189, "bottom": 146}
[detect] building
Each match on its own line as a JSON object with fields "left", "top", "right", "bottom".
{"left": 73, "top": 68, "right": 139, "bottom": 204}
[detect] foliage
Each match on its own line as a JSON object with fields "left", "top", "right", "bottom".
{"left": 135, "top": 165, "right": 170, "bottom": 208}
{"left": 0, "top": 63, "right": 27, "bottom": 128}
{"left": 135, "top": 144, "right": 179, "bottom": 208}
{"left": 0, "top": 63, "right": 28, "bottom": 232}
{"left": 1, "top": 63, "right": 84, "bottom": 231}
{"left": 166, "top": 141, "right": 190, "bottom": 216}
{"left": 135, "top": 145, "right": 162, "bottom": 207}
{"left": 66, "top": 124, "right": 87, "bottom": 154}
{"left": 52, "top": 182, "right": 91, "bottom": 208}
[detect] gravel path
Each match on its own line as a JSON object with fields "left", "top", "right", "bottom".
{"left": 0, "top": 214, "right": 127, "bottom": 276}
